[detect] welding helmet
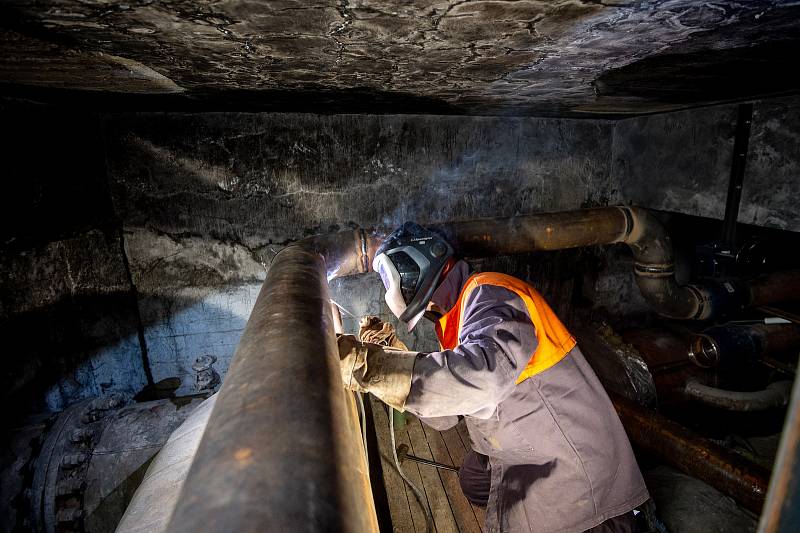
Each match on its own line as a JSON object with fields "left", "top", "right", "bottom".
{"left": 373, "top": 222, "right": 454, "bottom": 331}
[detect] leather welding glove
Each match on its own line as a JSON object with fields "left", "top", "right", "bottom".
{"left": 337, "top": 334, "right": 417, "bottom": 412}
{"left": 358, "top": 315, "right": 409, "bottom": 350}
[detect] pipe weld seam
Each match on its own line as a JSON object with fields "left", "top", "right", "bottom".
{"left": 634, "top": 263, "right": 675, "bottom": 277}
{"left": 619, "top": 206, "right": 635, "bottom": 240}
{"left": 357, "top": 228, "right": 369, "bottom": 273}
{"left": 686, "top": 285, "right": 709, "bottom": 320}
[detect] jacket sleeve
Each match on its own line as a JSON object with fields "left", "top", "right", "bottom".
{"left": 403, "top": 285, "right": 539, "bottom": 419}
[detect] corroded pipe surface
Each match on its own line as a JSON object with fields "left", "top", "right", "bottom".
{"left": 430, "top": 207, "right": 631, "bottom": 257}
{"left": 431, "top": 206, "right": 715, "bottom": 319}
{"left": 750, "top": 271, "right": 800, "bottom": 307}
{"left": 611, "top": 392, "right": 770, "bottom": 513}
{"left": 166, "top": 246, "right": 377, "bottom": 533}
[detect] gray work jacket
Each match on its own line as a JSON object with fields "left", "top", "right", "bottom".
{"left": 403, "top": 262, "right": 649, "bottom": 533}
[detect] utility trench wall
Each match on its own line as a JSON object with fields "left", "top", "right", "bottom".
{"left": 2, "top": 95, "right": 799, "bottom": 415}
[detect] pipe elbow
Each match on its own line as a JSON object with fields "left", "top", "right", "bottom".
{"left": 633, "top": 276, "right": 710, "bottom": 320}
{"left": 623, "top": 206, "right": 675, "bottom": 270}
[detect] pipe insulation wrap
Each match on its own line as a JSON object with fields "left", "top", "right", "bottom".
{"left": 685, "top": 380, "right": 794, "bottom": 412}
{"left": 116, "top": 395, "right": 218, "bottom": 533}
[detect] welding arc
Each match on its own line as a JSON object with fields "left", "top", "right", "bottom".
{"left": 390, "top": 408, "right": 434, "bottom": 533}
{"left": 330, "top": 298, "right": 357, "bottom": 318}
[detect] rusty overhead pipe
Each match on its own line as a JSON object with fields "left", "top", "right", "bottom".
{"left": 431, "top": 206, "right": 799, "bottom": 320}
{"left": 315, "top": 206, "right": 799, "bottom": 320}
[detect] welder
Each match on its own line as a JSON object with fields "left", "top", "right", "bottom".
{"left": 338, "top": 222, "right": 649, "bottom": 533}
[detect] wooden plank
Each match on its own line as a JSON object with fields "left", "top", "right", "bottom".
{"left": 421, "top": 423, "right": 483, "bottom": 533}
{"left": 455, "top": 421, "right": 473, "bottom": 452}
{"left": 447, "top": 423, "right": 487, "bottom": 533}
{"left": 369, "top": 397, "right": 416, "bottom": 533}
{"left": 440, "top": 427, "right": 469, "bottom": 465}
{"left": 406, "top": 416, "right": 460, "bottom": 533}
{"left": 394, "top": 417, "right": 430, "bottom": 532}
{"left": 439, "top": 427, "right": 486, "bottom": 533}
{"left": 472, "top": 506, "right": 487, "bottom": 532}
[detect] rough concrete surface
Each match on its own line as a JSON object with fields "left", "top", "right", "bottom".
{"left": 105, "top": 112, "right": 615, "bottom": 251}
{"left": 611, "top": 95, "right": 800, "bottom": 233}
{"left": 2, "top": 1, "right": 799, "bottom": 115}
{"left": 0, "top": 231, "right": 149, "bottom": 412}
{"left": 740, "top": 97, "right": 800, "bottom": 231}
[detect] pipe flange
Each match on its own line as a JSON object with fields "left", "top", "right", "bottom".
{"left": 633, "top": 262, "right": 675, "bottom": 278}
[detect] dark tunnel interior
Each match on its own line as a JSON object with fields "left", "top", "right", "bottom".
{"left": 2, "top": 1, "right": 800, "bottom": 532}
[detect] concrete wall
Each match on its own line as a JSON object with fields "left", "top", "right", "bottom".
{"left": 3, "top": 94, "right": 799, "bottom": 413}
{"left": 611, "top": 94, "right": 800, "bottom": 233}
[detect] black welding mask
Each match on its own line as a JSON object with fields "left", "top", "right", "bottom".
{"left": 373, "top": 222, "right": 454, "bottom": 331}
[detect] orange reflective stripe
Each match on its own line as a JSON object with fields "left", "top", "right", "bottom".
{"left": 436, "top": 273, "right": 576, "bottom": 383}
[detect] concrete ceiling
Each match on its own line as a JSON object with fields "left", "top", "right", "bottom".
{"left": 1, "top": 0, "right": 799, "bottom": 116}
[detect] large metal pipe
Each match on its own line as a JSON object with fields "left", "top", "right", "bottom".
{"left": 611, "top": 392, "right": 771, "bottom": 513}
{"left": 166, "top": 246, "right": 377, "bottom": 533}
{"left": 758, "top": 368, "right": 800, "bottom": 532}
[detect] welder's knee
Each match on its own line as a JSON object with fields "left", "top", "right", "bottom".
{"left": 458, "top": 451, "right": 491, "bottom": 507}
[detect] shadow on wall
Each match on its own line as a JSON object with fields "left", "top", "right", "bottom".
{"left": 0, "top": 292, "right": 145, "bottom": 418}
{"left": 0, "top": 284, "right": 254, "bottom": 420}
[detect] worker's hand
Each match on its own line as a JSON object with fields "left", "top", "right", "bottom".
{"left": 359, "top": 316, "right": 409, "bottom": 350}
{"left": 336, "top": 333, "right": 417, "bottom": 411}
{"left": 336, "top": 334, "right": 373, "bottom": 394}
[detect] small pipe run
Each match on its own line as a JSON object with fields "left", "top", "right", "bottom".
{"left": 309, "top": 206, "right": 800, "bottom": 320}
{"left": 685, "top": 380, "right": 794, "bottom": 412}
{"left": 749, "top": 270, "right": 800, "bottom": 308}
{"left": 689, "top": 323, "right": 800, "bottom": 369}
{"left": 431, "top": 206, "right": 766, "bottom": 320}
{"left": 611, "top": 392, "right": 770, "bottom": 513}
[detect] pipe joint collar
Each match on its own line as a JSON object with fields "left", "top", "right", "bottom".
{"left": 633, "top": 262, "right": 676, "bottom": 278}
{"left": 701, "top": 279, "right": 749, "bottom": 319}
